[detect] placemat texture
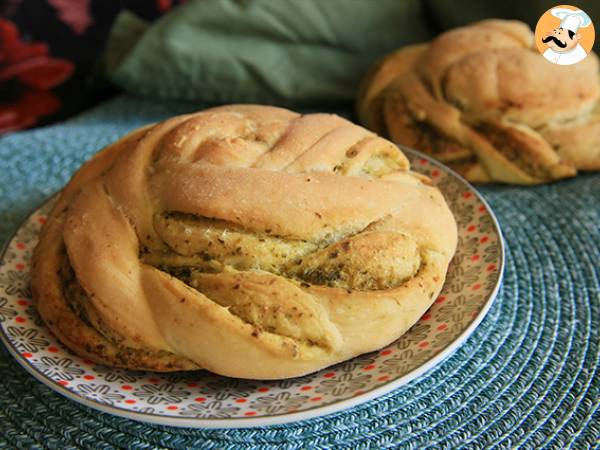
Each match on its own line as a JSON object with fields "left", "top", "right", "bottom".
{"left": 0, "top": 96, "right": 598, "bottom": 449}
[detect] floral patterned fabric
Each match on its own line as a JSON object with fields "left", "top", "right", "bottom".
{"left": 2, "top": 0, "right": 598, "bottom": 134}
{"left": 0, "top": 0, "right": 182, "bottom": 133}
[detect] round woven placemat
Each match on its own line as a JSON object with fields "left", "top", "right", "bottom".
{"left": 0, "top": 97, "right": 598, "bottom": 449}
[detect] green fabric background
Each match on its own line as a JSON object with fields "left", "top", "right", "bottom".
{"left": 105, "top": 0, "right": 431, "bottom": 106}
{"left": 105, "top": 0, "right": 600, "bottom": 107}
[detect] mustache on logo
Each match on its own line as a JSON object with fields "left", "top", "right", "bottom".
{"left": 542, "top": 35, "right": 567, "bottom": 48}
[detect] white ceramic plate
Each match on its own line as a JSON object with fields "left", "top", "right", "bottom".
{"left": 0, "top": 149, "right": 504, "bottom": 428}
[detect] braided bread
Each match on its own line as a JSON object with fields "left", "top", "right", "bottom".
{"left": 358, "top": 20, "right": 600, "bottom": 184}
{"left": 32, "top": 105, "right": 457, "bottom": 379}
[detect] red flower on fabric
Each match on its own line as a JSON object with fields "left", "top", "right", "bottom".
{"left": 0, "top": 18, "right": 74, "bottom": 133}
{"left": 157, "top": 0, "right": 174, "bottom": 12}
{"left": 47, "top": 0, "right": 93, "bottom": 35}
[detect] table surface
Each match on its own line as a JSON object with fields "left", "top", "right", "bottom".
{"left": 0, "top": 96, "right": 598, "bottom": 449}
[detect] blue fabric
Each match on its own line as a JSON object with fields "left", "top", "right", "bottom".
{"left": 0, "top": 96, "right": 598, "bottom": 449}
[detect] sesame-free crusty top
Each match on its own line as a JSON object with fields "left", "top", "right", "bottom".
{"left": 358, "top": 20, "right": 600, "bottom": 184}
{"left": 32, "top": 105, "right": 457, "bottom": 379}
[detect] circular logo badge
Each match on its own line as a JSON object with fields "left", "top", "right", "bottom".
{"left": 535, "top": 5, "right": 595, "bottom": 65}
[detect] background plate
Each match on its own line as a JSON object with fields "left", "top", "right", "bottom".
{"left": 0, "top": 149, "right": 503, "bottom": 428}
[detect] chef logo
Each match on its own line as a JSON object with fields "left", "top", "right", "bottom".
{"left": 535, "top": 5, "right": 594, "bottom": 65}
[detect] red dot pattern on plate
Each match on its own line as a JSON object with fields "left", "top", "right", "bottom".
{"left": 0, "top": 152, "right": 502, "bottom": 422}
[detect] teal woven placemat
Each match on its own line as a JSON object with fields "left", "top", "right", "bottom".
{"left": 0, "top": 96, "right": 598, "bottom": 449}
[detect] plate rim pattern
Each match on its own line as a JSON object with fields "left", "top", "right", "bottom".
{"left": 0, "top": 147, "right": 505, "bottom": 428}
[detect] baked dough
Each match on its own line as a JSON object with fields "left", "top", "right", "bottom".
{"left": 32, "top": 105, "right": 457, "bottom": 379}
{"left": 357, "top": 20, "right": 600, "bottom": 184}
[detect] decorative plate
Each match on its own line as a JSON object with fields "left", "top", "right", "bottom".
{"left": 0, "top": 148, "right": 504, "bottom": 428}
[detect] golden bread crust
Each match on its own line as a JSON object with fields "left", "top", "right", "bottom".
{"left": 358, "top": 19, "right": 600, "bottom": 184}
{"left": 32, "top": 105, "right": 457, "bottom": 379}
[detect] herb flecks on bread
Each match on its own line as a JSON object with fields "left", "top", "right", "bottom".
{"left": 358, "top": 19, "right": 600, "bottom": 184}
{"left": 32, "top": 105, "right": 457, "bottom": 379}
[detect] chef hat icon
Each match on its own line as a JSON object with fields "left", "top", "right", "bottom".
{"left": 551, "top": 8, "right": 592, "bottom": 33}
